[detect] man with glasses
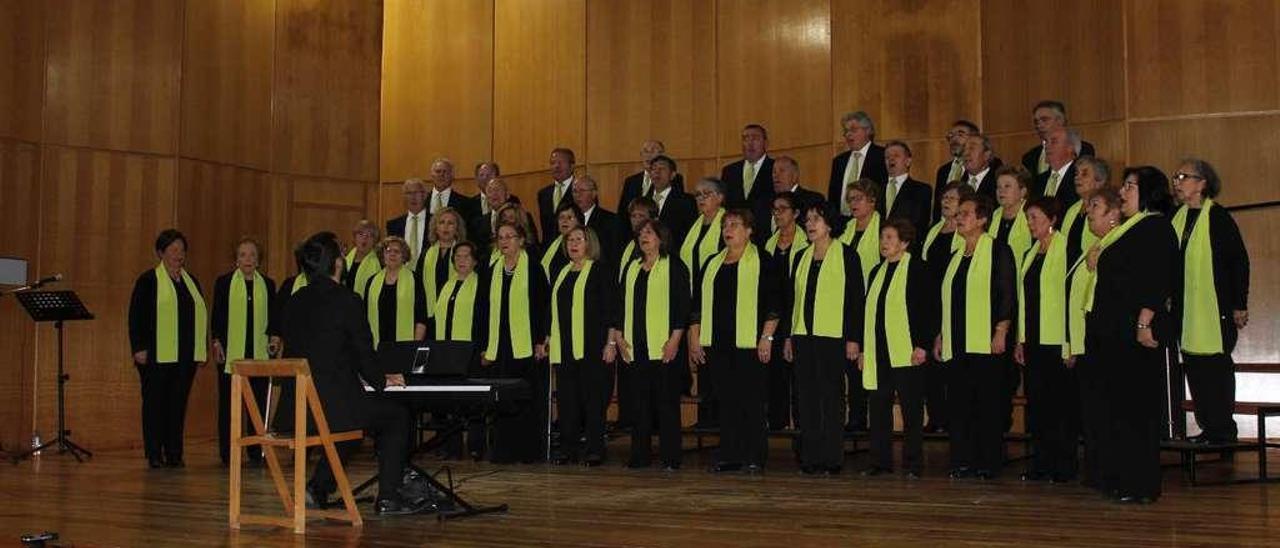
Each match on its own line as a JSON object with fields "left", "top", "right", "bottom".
{"left": 618, "top": 140, "right": 685, "bottom": 214}
{"left": 829, "top": 111, "right": 888, "bottom": 223}
{"left": 386, "top": 178, "right": 429, "bottom": 268}
{"left": 1020, "top": 100, "right": 1095, "bottom": 176}
{"left": 1032, "top": 127, "right": 1081, "bottom": 209}
{"left": 933, "top": 120, "right": 980, "bottom": 224}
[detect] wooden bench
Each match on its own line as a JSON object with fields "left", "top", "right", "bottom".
{"left": 229, "top": 359, "right": 364, "bottom": 534}
{"left": 1162, "top": 400, "right": 1280, "bottom": 486}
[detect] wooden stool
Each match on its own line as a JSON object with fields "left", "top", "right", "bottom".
{"left": 229, "top": 359, "right": 364, "bottom": 533}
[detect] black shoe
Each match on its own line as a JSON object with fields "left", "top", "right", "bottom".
{"left": 1186, "top": 434, "right": 1211, "bottom": 445}
{"left": 661, "top": 462, "right": 680, "bottom": 472}
{"left": 825, "top": 466, "right": 843, "bottom": 475}
{"left": 948, "top": 467, "right": 973, "bottom": 479}
{"left": 744, "top": 463, "right": 764, "bottom": 475}
{"left": 164, "top": 458, "right": 184, "bottom": 468}
{"left": 974, "top": 469, "right": 995, "bottom": 480}
{"left": 148, "top": 456, "right": 164, "bottom": 469}
{"left": 469, "top": 450, "right": 485, "bottom": 462}
{"left": 625, "top": 460, "right": 650, "bottom": 469}
{"left": 583, "top": 455, "right": 604, "bottom": 467}
{"left": 1050, "top": 473, "right": 1076, "bottom": 485}
{"left": 1116, "top": 494, "right": 1157, "bottom": 505}
{"left": 905, "top": 470, "right": 922, "bottom": 480}
{"left": 305, "top": 485, "right": 331, "bottom": 510}
{"left": 709, "top": 462, "right": 742, "bottom": 473}
{"left": 549, "top": 453, "right": 572, "bottom": 465}
{"left": 1020, "top": 470, "right": 1049, "bottom": 482}
{"left": 375, "top": 496, "right": 429, "bottom": 516}
{"left": 922, "top": 423, "right": 940, "bottom": 434}
{"left": 860, "top": 466, "right": 892, "bottom": 477}
{"left": 800, "top": 465, "right": 820, "bottom": 475}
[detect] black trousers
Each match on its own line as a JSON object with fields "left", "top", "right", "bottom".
{"left": 217, "top": 368, "right": 269, "bottom": 463}
{"left": 923, "top": 357, "right": 948, "bottom": 429}
{"left": 628, "top": 357, "right": 684, "bottom": 466}
{"left": 696, "top": 354, "right": 719, "bottom": 427}
{"left": 766, "top": 338, "right": 796, "bottom": 430}
{"left": 870, "top": 365, "right": 925, "bottom": 473}
{"left": 310, "top": 397, "right": 412, "bottom": 499}
{"left": 136, "top": 361, "right": 197, "bottom": 461}
{"left": 1183, "top": 351, "right": 1238, "bottom": 442}
{"left": 947, "top": 353, "right": 1005, "bottom": 473}
{"left": 556, "top": 358, "right": 608, "bottom": 460}
{"left": 795, "top": 337, "right": 845, "bottom": 469}
{"left": 1075, "top": 354, "right": 1107, "bottom": 489}
{"left": 616, "top": 359, "right": 636, "bottom": 428}
{"left": 1098, "top": 340, "right": 1165, "bottom": 499}
{"left": 844, "top": 359, "right": 868, "bottom": 430}
{"left": 1024, "top": 344, "right": 1078, "bottom": 479}
{"left": 711, "top": 346, "right": 767, "bottom": 466}
{"left": 490, "top": 357, "right": 544, "bottom": 463}
{"left": 1001, "top": 353, "right": 1021, "bottom": 432}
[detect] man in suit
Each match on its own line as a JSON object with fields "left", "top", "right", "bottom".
{"left": 829, "top": 111, "right": 888, "bottom": 222}
{"left": 881, "top": 141, "right": 932, "bottom": 253}
{"left": 473, "top": 161, "right": 517, "bottom": 218}
{"left": 933, "top": 120, "right": 980, "bottom": 224}
{"left": 283, "top": 231, "right": 425, "bottom": 515}
{"left": 538, "top": 148, "right": 577, "bottom": 241}
{"left": 617, "top": 139, "right": 685, "bottom": 213}
{"left": 469, "top": 178, "right": 530, "bottom": 256}
{"left": 426, "top": 157, "right": 479, "bottom": 226}
{"left": 385, "top": 178, "right": 429, "bottom": 268}
{"left": 720, "top": 123, "right": 775, "bottom": 240}
{"left": 650, "top": 154, "right": 696, "bottom": 238}
{"left": 571, "top": 174, "right": 623, "bottom": 261}
{"left": 771, "top": 155, "right": 824, "bottom": 216}
{"left": 1021, "top": 100, "right": 1095, "bottom": 176}
{"left": 961, "top": 134, "right": 999, "bottom": 200}
{"left": 1032, "top": 127, "right": 1080, "bottom": 208}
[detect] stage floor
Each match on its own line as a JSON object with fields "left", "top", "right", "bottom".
{"left": 1, "top": 437, "right": 1277, "bottom": 547}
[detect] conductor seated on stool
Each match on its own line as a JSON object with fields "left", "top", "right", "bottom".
{"left": 281, "top": 231, "right": 428, "bottom": 516}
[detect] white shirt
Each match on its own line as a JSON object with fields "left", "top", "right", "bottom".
{"left": 582, "top": 204, "right": 597, "bottom": 226}
{"left": 429, "top": 188, "right": 452, "bottom": 215}
{"left": 478, "top": 193, "right": 490, "bottom": 215}
{"left": 641, "top": 171, "right": 652, "bottom": 197}
{"left": 839, "top": 141, "right": 870, "bottom": 184}
{"left": 1047, "top": 160, "right": 1074, "bottom": 196}
{"left": 404, "top": 209, "right": 428, "bottom": 258}
{"left": 652, "top": 187, "right": 671, "bottom": 214}
{"left": 968, "top": 166, "right": 991, "bottom": 191}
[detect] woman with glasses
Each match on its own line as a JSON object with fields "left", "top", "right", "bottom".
{"left": 689, "top": 209, "right": 781, "bottom": 474}
{"left": 433, "top": 241, "right": 490, "bottom": 460}
{"left": 541, "top": 202, "right": 583, "bottom": 280}
{"left": 1086, "top": 167, "right": 1176, "bottom": 503}
{"left": 838, "top": 178, "right": 882, "bottom": 432}
{"left": 934, "top": 195, "right": 1016, "bottom": 480}
{"left": 680, "top": 178, "right": 728, "bottom": 428}
{"left": 919, "top": 182, "right": 975, "bottom": 433}
{"left": 362, "top": 236, "right": 428, "bottom": 347}
{"left": 990, "top": 164, "right": 1034, "bottom": 434}
{"left": 483, "top": 221, "right": 551, "bottom": 463}
{"left": 765, "top": 191, "right": 809, "bottom": 430}
{"left": 787, "top": 203, "right": 864, "bottom": 475}
{"left": 344, "top": 220, "right": 382, "bottom": 297}
{"left": 1169, "top": 159, "right": 1250, "bottom": 446}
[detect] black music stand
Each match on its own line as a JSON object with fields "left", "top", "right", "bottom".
{"left": 11, "top": 290, "right": 94, "bottom": 463}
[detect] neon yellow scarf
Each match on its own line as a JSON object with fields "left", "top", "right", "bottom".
{"left": 549, "top": 260, "right": 594, "bottom": 364}
{"left": 345, "top": 248, "right": 380, "bottom": 298}
{"left": 366, "top": 269, "right": 416, "bottom": 348}
{"left": 434, "top": 274, "right": 478, "bottom": 341}
{"left": 153, "top": 264, "right": 208, "bottom": 363}
{"left": 225, "top": 269, "right": 268, "bottom": 372}
{"left": 940, "top": 235, "right": 994, "bottom": 360}
{"left": 1017, "top": 233, "right": 1066, "bottom": 345}
{"left": 1172, "top": 200, "right": 1223, "bottom": 354}
{"left": 839, "top": 211, "right": 880, "bottom": 282}
{"left": 790, "top": 241, "right": 847, "bottom": 338}
{"left": 623, "top": 257, "right": 672, "bottom": 362}
{"left": 863, "top": 256, "right": 915, "bottom": 389}
{"left": 680, "top": 208, "right": 724, "bottom": 281}
{"left": 485, "top": 251, "right": 534, "bottom": 361}
{"left": 699, "top": 245, "right": 761, "bottom": 349}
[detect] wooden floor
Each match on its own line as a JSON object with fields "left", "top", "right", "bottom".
{"left": 1, "top": 437, "right": 1278, "bottom": 547}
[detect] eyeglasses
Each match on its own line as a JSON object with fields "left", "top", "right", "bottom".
{"left": 944, "top": 130, "right": 970, "bottom": 139}
{"left": 772, "top": 205, "right": 792, "bottom": 212}
{"left": 1171, "top": 172, "right": 1204, "bottom": 183}
{"left": 694, "top": 191, "right": 718, "bottom": 199}
{"left": 1122, "top": 180, "right": 1138, "bottom": 189}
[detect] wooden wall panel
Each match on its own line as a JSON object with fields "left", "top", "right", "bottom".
{"left": 0, "top": 0, "right": 46, "bottom": 143}
{"left": 981, "top": 0, "right": 1125, "bottom": 134}
{"left": 175, "top": 161, "right": 273, "bottom": 289}
{"left": 1127, "top": 0, "right": 1280, "bottom": 118}
{"left": 585, "top": 0, "right": 717, "bottom": 163}
{"left": 772, "top": 144, "right": 836, "bottom": 196}
{"left": 273, "top": 0, "right": 383, "bottom": 182}
{"left": 0, "top": 139, "right": 41, "bottom": 450}
{"left": 1231, "top": 209, "right": 1279, "bottom": 364}
{"left": 1128, "top": 115, "right": 1280, "bottom": 205}
{"left": 380, "top": 0, "right": 493, "bottom": 183}
{"left": 42, "top": 0, "right": 182, "bottom": 154}
{"left": 832, "top": 0, "right": 981, "bottom": 142}
{"left": 180, "top": 0, "right": 275, "bottom": 169}
{"left": 35, "top": 146, "right": 181, "bottom": 449}
{"left": 286, "top": 176, "right": 377, "bottom": 252}
{"left": 717, "top": 0, "right": 832, "bottom": 154}
{"left": 493, "top": 0, "right": 586, "bottom": 175}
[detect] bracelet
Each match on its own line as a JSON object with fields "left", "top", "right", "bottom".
{"left": 1136, "top": 323, "right": 1150, "bottom": 330}
{"left": 762, "top": 335, "right": 774, "bottom": 342}
{"left": 607, "top": 341, "right": 617, "bottom": 346}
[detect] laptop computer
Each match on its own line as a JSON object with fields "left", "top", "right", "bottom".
{"left": 375, "top": 340, "right": 473, "bottom": 378}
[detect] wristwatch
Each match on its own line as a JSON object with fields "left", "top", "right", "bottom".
{"left": 1136, "top": 322, "right": 1150, "bottom": 330}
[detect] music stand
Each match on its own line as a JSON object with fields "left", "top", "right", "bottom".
{"left": 11, "top": 290, "right": 94, "bottom": 463}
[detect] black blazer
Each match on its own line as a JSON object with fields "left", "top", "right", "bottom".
{"left": 211, "top": 271, "right": 280, "bottom": 354}
{"left": 720, "top": 157, "right": 776, "bottom": 240}
{"left": 782, "top": 185, "right": 826, "bottom": 213}
{"left": 656, "top": 189, "right": 697, "bottom": 239}
{"left": 932, "top": 158, "right": 964, "bottom": 224}
{"left": 1021, "top": 140, "right": 1097, "bottom": 176}
{"left": 883, "top": 178, "right": 933, "bottom": 253}
{"left": 281, "top": 275, "right": 385, "bottom": 432}
{"left": 549, "top": 261, "right": 619, "bottom": 364}
{"left": 1032, "top": 162, "right": 1079, "bottom": 212}
{"left": 827, "top": 144, "right": 889, "bottom": 205}
{"left": 617, "top": 171, "right": 685, "bottom": 213}
{"left": 585, "top": 206, "right": 624, "bottom": 262}
{"left": 537, "top": 179, "right": 575, "bottom": 243}
{"left": 128, "top": 269, "right": 205, "bottom": 365}
{"left": 969, "top": 167, "right": 999, "bottom": 200}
